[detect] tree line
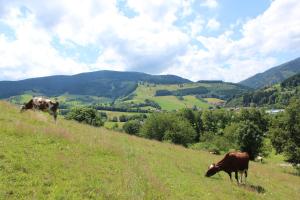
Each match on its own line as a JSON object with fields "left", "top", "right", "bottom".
{"left": 65, "top": 98, "right": 300, "bottom": 168}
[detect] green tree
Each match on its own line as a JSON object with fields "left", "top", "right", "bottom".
{"left": 270, "top": 98, "right": 300, "bottom": 165}
{"left": 119, "top": 115, "right": 128, "bottom": 122}
{"left": 177, "top": 108, "right": 205, "bottom": 142}
{"left": 194, "top": 111, "right": 204, "bottom": 141}
{"left": 238, "top": 108, "right": 269, "bottom": 132}
{"left": 141, "top": 113, "right": 196, "bottom": 146}
{"left": 163, "top": 120, "right": 196, "bottom": 146}
{"left": 236, "top": 120, "right": 264, "bottom": 160}
{"left": 111, "top": 116, "right": 118, "bottom": 122}
{"left": 66, "top": 107, "right": 103, "bottom": 127}
{"left": 269, "top": 113, "right": 287, "bottom": 154}
{"left": 123, "top": 120, "right": 141, "bottom": 135}
{"left": 201, "top": 110, "right": 217, "bottom": 133}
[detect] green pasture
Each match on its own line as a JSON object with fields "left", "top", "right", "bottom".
{"left": 0, "top": 101, "right": 299, "bottom": 199}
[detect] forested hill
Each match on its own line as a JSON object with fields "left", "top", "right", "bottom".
{"left": 239, "top": 57, "right": 300, "bottom": 89}
{"left": 227, "top": 73, "right": 300, "bottom": 108}
{"left": 0, "top": 70, "right": 191, "bottom": 99}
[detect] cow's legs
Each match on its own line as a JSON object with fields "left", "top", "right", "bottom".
{"left": 53, "top": 112, "right": 57, "bottom": 122}
{"left": 227, "top": 172, "right": 232, "bottom": 181}
{"left": 239, "top": 171, "right": 243, "bottom": 184}
{"left": 235, "top": 171, "right": 239, "bottom": 184}
{"left": 244, "top": 170, "right": 247, "bottom": 184}
{"left": 49, "top": 110, "right": 57, "bottom": 122}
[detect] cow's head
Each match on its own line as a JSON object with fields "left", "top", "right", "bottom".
{"left": 49, "top": 101, "right": 59, "bottom": 111}
{"left": 20, "top": 105, "right": 26, "bottom": 112}
{"left": 205, "top": 163, "right": 219, "bottom": 177}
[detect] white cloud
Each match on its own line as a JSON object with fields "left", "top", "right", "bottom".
{"left": 163, "top": 0, "right": 300, "bottom": 82}
{"left": 239, "top": 0, "right": 300, "bottom": 54}
{"left": 0, "top": 0, "right": 299, "bottom": 83}
{"left": 0, "top": 0, "right": 189, "bottom": 79}
{"left": 126, "top": 0, "right": 183, "bottom": 24}
{"left": 187, "top": 16, "right": 205, "bottom": 37}
{"left": 181, "top": 0, "right": 195, "bottom": 17}
{"left": 201, "top": 0, "right": 218, "bottom": 8}
{"left": 206, "top": 18, "right": 220, "bottom": 30}
{"left": 0, "top": 6, "right": 88, "bottom": 80}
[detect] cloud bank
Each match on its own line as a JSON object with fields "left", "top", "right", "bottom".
{"left": 0, "top": 0, "right": 299, "bottom": 82}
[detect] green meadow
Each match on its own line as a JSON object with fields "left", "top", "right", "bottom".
{"left": 124, "top": 83, "right": 213, "bottom": 111}
{"left": 0, "top": 101, "right": 299, "bottom": 199}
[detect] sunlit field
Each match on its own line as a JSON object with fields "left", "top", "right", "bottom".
{"left": 0, "top": 101, "right": 299, "bottom": 200}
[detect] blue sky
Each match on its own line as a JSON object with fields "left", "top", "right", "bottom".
{"left": 0, "top": 0, "right": 299, "bottom": 82}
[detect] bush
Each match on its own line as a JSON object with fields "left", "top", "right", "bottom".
{"left": 119, "top": 115, "right": 128, "bottom": 122}
{"left": 66, "top": 107, "right": 103, "bottom": 127}
{"left": 141, "top": 113, "right": 196, "bottom": 146}
{"left": 123, "top": 120, "right": 141, "bottom": 135}
{"left": 111, "top": 116, "right": 118, "bottom": 122}
{"left": 198, "top": 131, "right": 236, "bottom": 153}
{"left": 189, "top": 142, "right": 220, "bottom": 154}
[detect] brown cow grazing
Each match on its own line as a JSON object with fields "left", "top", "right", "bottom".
{"left": 205, "top": 152, "right": 249, "bottom": 184}
{"left": 21, "top": 97, "right": 59, "bottom": 121}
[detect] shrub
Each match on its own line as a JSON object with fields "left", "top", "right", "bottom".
{"left": 123, "top": 120, "right": 141, "bottom": 135}
{"left": 189, "top": 142, "right": 220, "bottom": 154}
{"left": 198, "top": 131, "right": 236, "bottom": 153}
{"left": 111, "top": 116, "right": 118, "bottom": 122}
{"left": 141, "top": 113, "right": 196, "bottom": 146}
{"left": 119, "top": 115, "right": 128, "bottom": 122}
{"left": 66, "top": 107, "right": 103, "bottom": 127}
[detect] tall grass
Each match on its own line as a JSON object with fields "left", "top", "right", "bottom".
{"left": 0, "top": 101, "right": 299, "bottom": 199}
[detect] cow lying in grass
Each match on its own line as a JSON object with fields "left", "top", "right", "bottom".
{"left": 205, "top": 152, "right": 249, "bottom": 184}
{"left": 21, "top": 97, "right": 59, "bottom": 121}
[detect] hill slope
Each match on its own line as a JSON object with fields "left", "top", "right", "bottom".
{"left": 239, "top": 57, "right": 300, "bottom": 89}
{"left": 117, "top": 82, "right": 249, "bottom": 111}
{"left": 227, "top": 73, "right": 300, "bottom": 108}
{"left": 1, "top": 101, "right": 299, "bottom": 199}
{"left": 3, "top": 73, "right": 250, "bottom": 112}
{"left": 0, "top": 70, "right": 191, "bottom": 99}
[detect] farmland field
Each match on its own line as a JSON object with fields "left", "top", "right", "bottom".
{"left": 122, "top": 83, "right": 219, "bottom": 110}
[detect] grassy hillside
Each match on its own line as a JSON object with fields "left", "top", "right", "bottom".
{"left": 4, "top": 79, "right": 249, "bottom": 112}
{"left": 0, "top": 70, "right": 191, "bottom": 99}
{"left": 119, "top": 83, "right": 211, "bottom": 111}
{"left": 118, "top": 82, "right": 248, "bottom": 111}
{"left": 239, "top": 57, "right": 300, "bottom": 89}
{"left": 1, "top": 101, "right": 299, "bottom": 199}
{"left": 227, "top": 73, "right": 300, "bottom": 108}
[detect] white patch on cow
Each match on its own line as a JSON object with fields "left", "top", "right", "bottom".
{"left": 209, "top": 164, "right": 214, "bottom": 169}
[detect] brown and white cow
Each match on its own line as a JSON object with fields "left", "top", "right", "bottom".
{"left": 205, "top": 152, "right": 249, "bottom": 184}
{"left": 21, "top": 97, "right": 59, "bottom": 121}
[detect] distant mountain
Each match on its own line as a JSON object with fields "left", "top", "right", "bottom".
{"left": 227, "top": 73, "right": 300, "bottom": 108}
{"left": 0, "top": 70, "right": 191, "bottom": 99}
{"left": 239, "top": 57, "right": 300, "bottom": 89}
